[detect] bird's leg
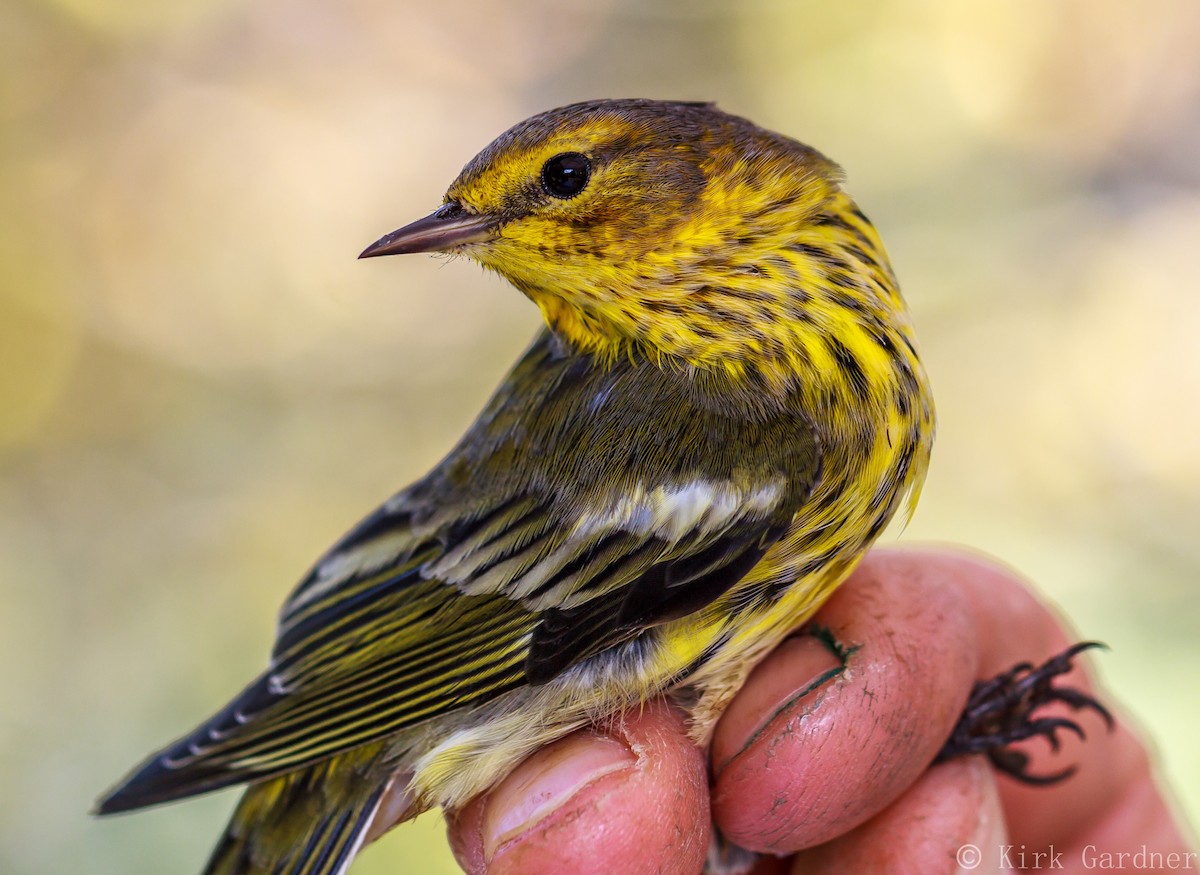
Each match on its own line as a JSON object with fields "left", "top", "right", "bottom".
{"left": 936, "top": 641, "right": 1114, "bottom": 784}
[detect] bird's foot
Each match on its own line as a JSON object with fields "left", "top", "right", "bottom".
{"left": 937, "top": 641, "right": 1114, "bottom": 784}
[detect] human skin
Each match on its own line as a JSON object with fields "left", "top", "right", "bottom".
{"left": 437, "top": 547, "right": 1195, "bottom": 875}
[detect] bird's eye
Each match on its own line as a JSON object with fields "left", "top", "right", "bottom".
{"left": 541, "top": 152, "right": 591, "bottom": 199}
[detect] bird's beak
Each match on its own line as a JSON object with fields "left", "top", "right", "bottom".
{"left": 358, "top": 202, "right": 498, "bottom": 259}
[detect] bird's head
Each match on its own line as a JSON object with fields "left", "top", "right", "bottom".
{"left": 362, "top": 99, "right": 892, "bottom": 379}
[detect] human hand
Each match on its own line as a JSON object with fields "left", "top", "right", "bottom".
{"left": 443, "top": 547, "right": 1195, "bottom": 874}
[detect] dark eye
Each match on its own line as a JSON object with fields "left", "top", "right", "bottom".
{"left": 541, "top": 152, "right": 591, "bottom": 199}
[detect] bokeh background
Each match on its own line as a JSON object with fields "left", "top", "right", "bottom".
{"left": 3, "top": 0, "right": 1198, "bottom": 872}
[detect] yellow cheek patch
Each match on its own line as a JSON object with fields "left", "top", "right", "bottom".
{"left": 450, "top": 117, "right": 644, "bottom": 216}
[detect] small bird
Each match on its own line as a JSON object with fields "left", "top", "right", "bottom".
{"left": 97, "top": 99, "right": 936, "bottom": 874}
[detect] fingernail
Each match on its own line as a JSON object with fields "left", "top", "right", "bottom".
{"left": 712, "top": 632, "right": 844, "bottom": 774}
{"left": 481, "top": 731, "right": 636, "bottom": 861}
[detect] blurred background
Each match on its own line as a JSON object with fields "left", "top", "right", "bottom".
{"left": 3, "top": 0, "right": 1197, "bottom": 871}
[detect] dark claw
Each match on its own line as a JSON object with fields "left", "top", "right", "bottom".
{"left": 936, "top": 641, "right": 1112, "bottom": 785}
{"left": 989, "top": 748, "right": 1078, "bottom": 786}
{"left": 1044, "top": 685, "right": 1115, "bottom": 730}
{"left": 1006, "top": 716, "right": 1087, "bottom": 751}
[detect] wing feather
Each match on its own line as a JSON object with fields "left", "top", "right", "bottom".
{"left": 98, "top": 478, "right": 789, "bottom": 812}
{"left": 95, "top": 333, "right": 821, "bottom": 815}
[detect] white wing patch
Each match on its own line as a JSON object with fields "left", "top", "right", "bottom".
{"left": 442, "top": 478, "right": 785, "bottom": 608}
{"left": 572, "top": 480, "right": 783, "bottom": 541}
{"left": 290, "top": 479, "right": 785, "bottom": 620}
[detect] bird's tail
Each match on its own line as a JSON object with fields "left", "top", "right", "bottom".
{"left": 202, "top": 744, "right": 395, "bottom": 875}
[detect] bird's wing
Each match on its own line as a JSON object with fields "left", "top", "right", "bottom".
{"left": 96, "top": 457, "right": 797, "bottom": 814}
{"left": 269, "top": 474, "right": 790, "bottom": 741}
{"left": 96, "top": 335, "right": 818, "bottom": 813}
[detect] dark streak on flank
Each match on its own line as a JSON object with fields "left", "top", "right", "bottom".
{"left": 827, "top": 337, "right": 870, "bottom": 399}
{"left": 828, "top": 272, "right": 865, "bottom": 291}
{"left": 864, "top": 322, "right": 898, "bottom": 358}
{"left": 862, "top": 509, "right": 890, "bottom": 542}
{"left": 827, "top": 288, "right": 868, "bottom": 314}
{"left": 787, "top": 241, "right": 832, "bottom": 262}
{"left": 893, "top": 436, "right": 916, "bottom": 489}
{"left": 844, "top": 245, "right": 871, "bottom": 265}
{"left": 848, "top": 204, "right": 872, "bottom": 225}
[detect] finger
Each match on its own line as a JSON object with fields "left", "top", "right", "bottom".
{"left": 446, "top": 700, "right": 710, "bottom": 875}
{"left": 790, "top": 758, "right": 1010, "bottom": 875}
{"left": 710, "top": 547, "right": 981, "bottom": 854}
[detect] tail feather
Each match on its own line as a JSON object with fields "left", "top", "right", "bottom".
{"left": 203, "top": 745, "right": 392, "bottom": 875}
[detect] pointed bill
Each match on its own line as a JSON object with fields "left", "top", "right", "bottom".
{"left": 359, "top": 202, "right": 497, "bottom": 258}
